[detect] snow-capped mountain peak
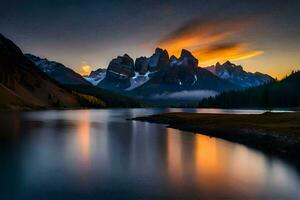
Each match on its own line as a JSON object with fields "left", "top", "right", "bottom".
{"left": 205, "top": 61, "right": 274, "bottom": 88}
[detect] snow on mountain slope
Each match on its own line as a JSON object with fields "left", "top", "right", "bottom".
{"left": 26, "top": 54, "right": 90, "bottom": 86}
{"left": 206, "top": 61, "right": 274, "bottom": 88}
{"left": 126, "top": 71, "right": 153, "bottom": 91}
{"left": 84, "top": 71, "right": 106, "bottom": 86}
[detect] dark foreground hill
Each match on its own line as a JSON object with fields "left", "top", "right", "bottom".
{"left": 0, "top": 34, "right": 140, "bottom": 109}
{"left": 199, "top": 71, "right": 300, "bottom": 109}
{"left": 0, "top": 33, "right": 86, "bottom": 109}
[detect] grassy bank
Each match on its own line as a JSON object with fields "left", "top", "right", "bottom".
{"left": 131, "top": 112, "right": 300, "bottom": 163}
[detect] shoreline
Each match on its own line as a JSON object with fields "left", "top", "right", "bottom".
{"left": 130, "top": 112, "right": 300, "bottom": 166}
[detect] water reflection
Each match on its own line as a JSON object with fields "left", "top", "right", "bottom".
{"left": 165, "top": 129, "right": 300, "bottom": 198}
{"left": 0, "top": 109, "right": 299, "bottom": 199}
{"left": 76, "top": 110, "right": 91, "bottom": 176}
{"left": 166, "top": 128, "right": 183, "bottom": 187}
{"left": 194, "top": 134, "right": 220, "bottom": 179}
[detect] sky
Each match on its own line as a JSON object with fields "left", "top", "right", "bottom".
{"left": 1, "top": 0, "right": 300, "bottom": 78}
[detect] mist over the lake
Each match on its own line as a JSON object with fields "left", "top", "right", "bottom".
{"left": 151, "top": 90, "right": 219, "bottom": 101}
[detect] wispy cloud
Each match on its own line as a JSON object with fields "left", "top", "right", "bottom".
{"left": 193, "top": 42, "right": 264, "bottom": 65}
{"left": 158, "top": 17, "right": 263, "bottom": 65}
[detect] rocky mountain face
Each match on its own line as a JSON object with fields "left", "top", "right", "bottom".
{"left": 133, "top": 50, "right": 241, "bottom": 103}
{"left": 0, "top": 34, "right": 82, "bottom": 109}
{"left": 205, "top": 61, "right": 274, "bottom": 88}
{"left": 86, "top": 48, "right": 240, "bottom": 97}
{"left": 147, "top": 48, "right": 170, "bottom": 72}
{"left": 100, "top": 54, "right": 136, "bottom": 90}
{"left": 26, "top": 54, "right": 91, "bottom": 86}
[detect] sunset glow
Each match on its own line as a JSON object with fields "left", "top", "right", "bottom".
{"left": 193, "top": 43, "right": 264, "bottom": 66}
{"left": 2, "top": 0, "right": 299, "bottom": 80}
{"left": 80, "top": 64, "right": 92, "bottom": 76}
{"left": 159, "top": 18, "right": 264, "bottom": 66}
{"left": 77, "top": 111, "right": 91, "bottom": 174}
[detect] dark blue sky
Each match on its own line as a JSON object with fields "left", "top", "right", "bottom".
{"left": 1, "top": 0, "right": 299, "bottom": 77}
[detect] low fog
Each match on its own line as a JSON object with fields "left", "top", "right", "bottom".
{"left": 151, "top": 90, "right": 219, "bottom": 101}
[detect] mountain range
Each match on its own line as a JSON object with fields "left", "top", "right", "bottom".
{"left": 84, "top": 48, "right": 274, "bottom": 104}
{"left": 0, "top": 33, "right": 279, "bottom": 108}
{"left": 205, "top": 61, "right": 274, "bottom": 88}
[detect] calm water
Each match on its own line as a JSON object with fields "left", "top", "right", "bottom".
{"left": 0, "top": 109, "right": 299, "bottom": 200}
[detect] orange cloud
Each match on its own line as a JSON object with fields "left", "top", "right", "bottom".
{"left": 158, "top": 17, "right": 263, "bottom": 65}
{"left": 193, "top": 43, "right": 264, "bottom": 65}
{"left": 160, "top": 31, "right": 233, "bottom": 57}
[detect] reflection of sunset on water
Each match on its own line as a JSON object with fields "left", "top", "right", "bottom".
{"left": 193, "top": 133, "right": 265, "bottom": 195}
{"left": 194, "top": 134, "right": 220, "bottom": 177}
{"left": 77, "top": 111, "right": 91, "bottom": 173}
{"left": 166, "top": 128, "right": 183, "bottom": 187}
{"left": 2, "top": 109, "right": 300, "bottom": 199}
{"left": 165, "top": 131, "right": 270, "bottom": 195}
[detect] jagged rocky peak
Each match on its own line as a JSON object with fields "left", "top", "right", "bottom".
{"left": 177, "top": 49, "right": 198, "bottom": 67}
{"left": 170, "top": 55, "right": 178, "bottom": 62}
{"left": 112, "top": 54, "right": 134, "bottom": 68}
{"left": 170, "top": 55, "right": 178, "bottom": 66}
{"left": 215, "top": 62, "right": 221, "bottom": 67}
{"left": 223, "top": 60, "right": 233, "bottom": 65}
{"left": 179, "top": 49, "right": 193, "bottom": 58}
{"left": 205, "top": 60, "right": 274, "bottom": 88}
{"left": 134, "top": 56, "right": 148, "bottom": 74}
{"left": 155, "top": 47, "right": 169, "bottom": 57}
{"left": 106, "top": 54, "right": 135, "bottom": 81}
{"left": 221, "top": 61, "right": 243, "bottom": 71}
{"left": 148, "top": 47, "right": 170, "bottom": 71}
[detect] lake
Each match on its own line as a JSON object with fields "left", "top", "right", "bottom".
{"left": 0, "top": 109, "right": 299, "bottom": 199}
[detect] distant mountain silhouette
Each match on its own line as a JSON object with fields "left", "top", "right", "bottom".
{"left": 205, "top": 61, "right": 274, "bottom": 88}
{"left": 199, "top": 71, "right": 300, "bottom": 109}
{"left": 0, "top": 33, "right": 278, "bottom": 108}
{"left": 26, "top": 54, "right": 91, "bottom": 86}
